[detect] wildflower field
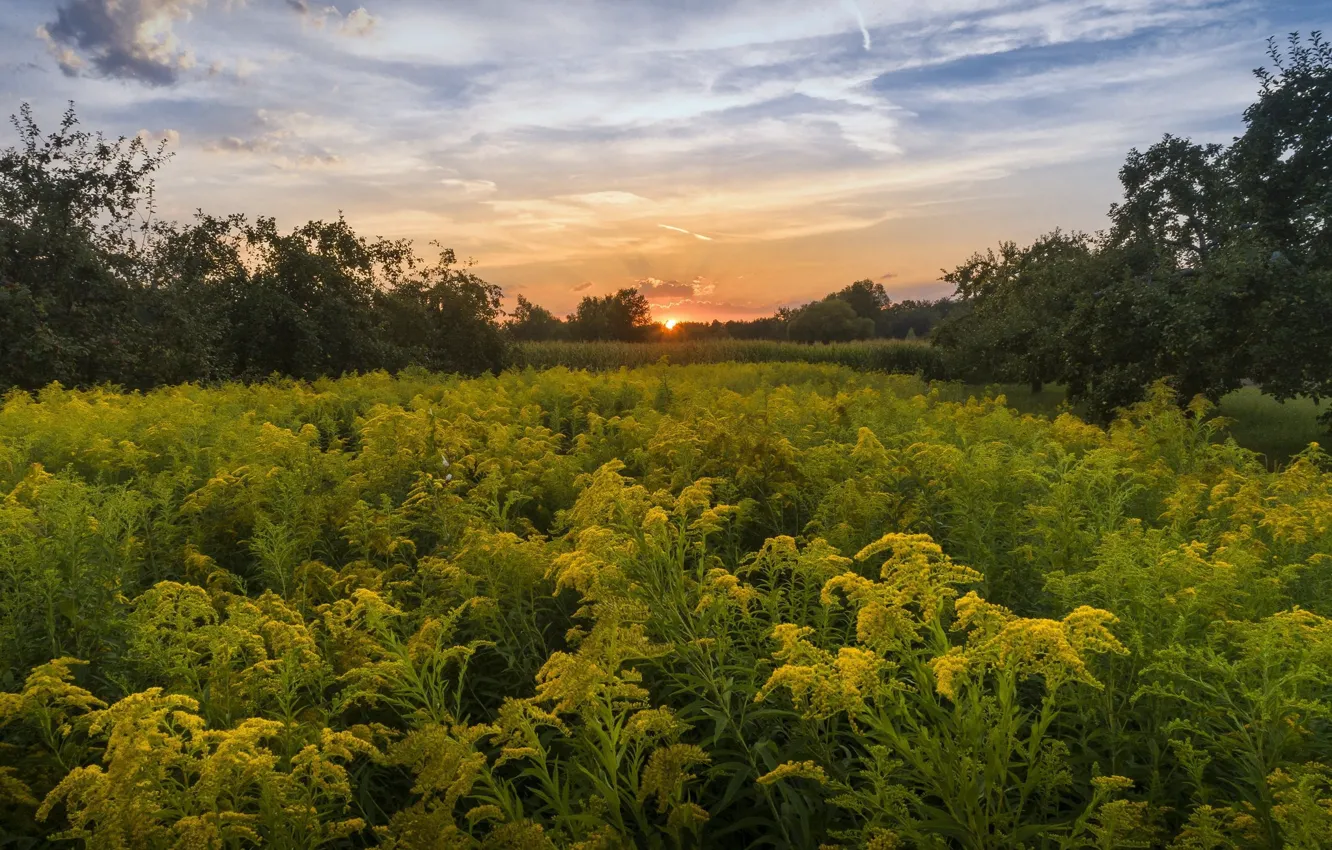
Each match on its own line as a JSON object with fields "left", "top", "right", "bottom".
{"left": 1, "top": 362, "right": 1331, "bottom": 849}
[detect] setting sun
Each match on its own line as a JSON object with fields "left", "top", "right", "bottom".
{"left": 664, "top": 319, "right": 678, "bottom": 330}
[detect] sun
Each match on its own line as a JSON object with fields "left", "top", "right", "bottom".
{"left": 664, "top": 318, "right": 678, "bottom": 330}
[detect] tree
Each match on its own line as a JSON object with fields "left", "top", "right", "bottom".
{"left": 566, "top": 288, "right": 652, "bottom": 341}
{"left": 379, "top": 247, "right": 507, "bottom": 375}
{"left": 1107, "top": 134, "right": 1232, "bottom": 267}
{"left": 879, "top": 299, "right": 957, "bottom": 339}
{"left": 228, "top": 216, "right": 411, "bottom": 380}
{"left": 934, "top": 230, "right": 1093, "bottom": 394}
{"left": 0, "top": 102, "right": 512, "bottom": 391}
{"left": 787, "top": 298, "right": 875, "bottom": 343}
{"left": 934, "top": 32, "right": 1332, "bottom": 424}
{"left": 505, "top": 295, "right": 567, "bottom": 341}
{"left": 1227, "top": 33, "right": 1332, "bottom": 413}
{"left": 831, "top": 279, "right": 891, "bottom": 323}
{"left": 0, "top": 102, "right": 171, "bottom": 389}
{"left": 1228, "top": 32, "right": 1332, "bottom": 268}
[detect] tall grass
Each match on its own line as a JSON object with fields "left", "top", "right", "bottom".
{"left": 1217, "top": 386, "right": 1331, "bottom": 465}
{"left": 510, "top": 338, "right": 959, "bottom": 378}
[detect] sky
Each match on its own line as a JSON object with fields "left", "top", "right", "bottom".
{"left": 0, "top": 1, "right": 1322, "bottom": 321}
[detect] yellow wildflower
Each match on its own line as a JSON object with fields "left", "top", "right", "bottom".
{"left": 638, "top": 744, "right": 710, "bottom": 812}
{"left": 757, "top": 760, "right": 829, "bottom": 785}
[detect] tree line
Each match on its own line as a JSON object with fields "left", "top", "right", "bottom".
{"left": 931, "top": 33, "right": 1332, "bottom": 422}
{"left": 0, "top": 105, "right": 507, "bottom": 391}
{"left": 507, "top": 283, "right": 958, "bottom": 344}
{"left": 0, "top": 102, "right": 954, "bottom": 394}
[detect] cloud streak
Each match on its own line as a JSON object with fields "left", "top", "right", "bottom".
{"left": 841, "top": 0, "right": 872, "bottom": 50}
{"left": 658, "top": 224, "right": 713, "bottom": 241}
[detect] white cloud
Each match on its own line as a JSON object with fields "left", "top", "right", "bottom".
{"left": 440, "top": 178, "right": 498, "bottom": 196}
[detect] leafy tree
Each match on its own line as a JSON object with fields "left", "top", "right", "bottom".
{"left": 1229, "top": 33, "right": 1332, "bottom": 412}
{"left": 228, "top": 216, "right": 413, "bottom": 380}
{"left": 505, "top": 295, "right": 567, "bottom": 341}
{"left": 787, "top": 298, "right": 875, "bottom": 343}
{"left": 379, "top": 247, "right": 507, "bottom": 375}
{"left": 879, "top": 298, "right": 957, "bottom": 339}
{"left": 831, "top": 279, "right": 891, "bottom": 323}
{"left": 566, "top": 288, "right": 652, "bottom": 341}
{"left": 0, "top": 102, "right": 512, "bottom": 391}
{"left": 0, "top": 103, "right": 170, "bottom": 389}
{"left": 936, "top": 32, "right": 1332, "bottom": 424}
{"left": 1107, "top": 134, "right": 1232, "bottom": 267}
{"left": 134, "top": 213, "right": 249, "bottom": 385}
{"left": 1229, "top": 32, "right": 1332, "bottom": 268}
{"left": 934, "top": 230, "right": 1093, "bottom": 394}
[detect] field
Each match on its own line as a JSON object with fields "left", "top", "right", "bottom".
{"left": 514, "top": 340, "right": 1329, "bottom": 463}
{"left": 510, "top": 339, "right": 957, "bottom": 378}
{"left": 2, "top": 362, "right": 1332, "bottom": 848}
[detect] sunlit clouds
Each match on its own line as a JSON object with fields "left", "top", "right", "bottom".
{"left": 0, "top": 0, "right": 1318, "bottom": 318}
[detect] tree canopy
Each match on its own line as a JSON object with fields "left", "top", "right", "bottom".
{"left": 934, "top": 31, "right": 1332, "bottom": 424}
{"left": 0, "top": 104, "right": 507, "bottom": 391}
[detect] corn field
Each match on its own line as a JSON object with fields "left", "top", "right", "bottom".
{"left": 1, "top": 363, "right": 1330, "bottom": 848}
{"left": 509, "top": 340, "right": 957, "bottom": 378}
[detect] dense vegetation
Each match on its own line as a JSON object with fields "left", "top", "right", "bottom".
{"left": 509, "top": 339, "right": 956, "bottom": 377}
{"left": 0, "top": 106, "right": 508, "bottom": 391}
{"left": 2, "top": 362, "right": 1331, "bottom": 848}
{"left": 507, "top": 284, "right": 958, "bottom": 346}
{"left": 933, "top": 33, "right": 1332, "bottom": 423}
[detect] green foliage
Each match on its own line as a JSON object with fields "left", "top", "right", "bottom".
{"left": 510, "top": 338, "right": 957, "bottom": 377}
{"left": 788, "top": 299, "right": 876, "bottom": 344}
{"left": 1, "top": 363, "right": 1330, "bottom": 846}
{"left": 567, "top": 289, "right": 653, "bottom": 342}
{"left": 0, "top": 104, "right": 507, "bottom": 394}
{"left": 934, "top": 32, "right": 1332, "bottom": 424}
{"left": 506, "top": 295, "right": 569, "bottom": 342}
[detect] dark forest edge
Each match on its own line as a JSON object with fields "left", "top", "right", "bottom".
{"left": 1, "top": 32, "right": 1329, "bottom": 427}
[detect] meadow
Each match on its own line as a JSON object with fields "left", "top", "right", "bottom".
{"left": 2, "top": 361, "right": 1331, "bottom": 848}
{"left": 510, "top": 339, "right": 957, "bottom": 379}
{"left": 513, "top": 340, "right": 1329, "bottom": 464}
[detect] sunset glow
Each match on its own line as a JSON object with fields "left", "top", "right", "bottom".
{"left": 1, "top": 0, "right": 1315, "bottom": 320}
{"left": 664, "top": 319, "right": 678, "bottom": 330}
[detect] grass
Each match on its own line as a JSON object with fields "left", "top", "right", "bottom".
{"left": 1215, "top": 386, "right": 1330, "bottom": 464}
{"left": 948, "top": 381, "right": 1329, "bottom": 466}
{"left": 510, "top": 338, "right": 958, "bottom": 378}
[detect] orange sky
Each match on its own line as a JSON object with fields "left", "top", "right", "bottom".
{"left": 2, "top": 0, "right": 1305, "bottom": 321}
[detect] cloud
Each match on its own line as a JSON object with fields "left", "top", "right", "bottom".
{"left": 571, "top": 281, "right": 594, "bottom": 292}
{"left": 658, "top": 224, "right": 713, "bottom": 241}
{"left": 202, "top": 125, "right": 342, "bottom": 168}
{"left": 288, "top": 1, "right": 379, "bottom": 37}
{"left": 636, "top": 277, "right": 697, "bottom": 299}
{"left": 841, "top": 0, "right": 872, "bottom": 51}
{"left": 20, "top": 0, "right": 1302, "bottom": 316}
{"left": 136, "top": 127, "right": 182, "bottom": 147}
{"left": 877, "top": 271, "right": 897, "bottom": 281}
{"left": 440, "top": 178, "right": 498, "bottom": 196}
{"left": 205, "top": 134, "right": 283, "bottom": 153}
{"left": 39, "top": 0, "right": 205, "bottom": 84}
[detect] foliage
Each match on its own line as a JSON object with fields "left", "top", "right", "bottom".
{"left": 788, "top": 298, "right": 876, "bottom": 344}
{"left": 0, "top": 104, "right": 507, "bottom": 393}
{"left": 506, "top": 295, "right": 569, "bottom": 342}
{"left": 509, "top": 338, "right": 957, "bottom": 377}
{"left": 567, "top": 289, "right": 653, "bottom": 342}
{"left": 934, "top": 32, "right": 1332, "bottom": 424}
{"left": 2, "top": 361, "right": 1331, "bottom": 847}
